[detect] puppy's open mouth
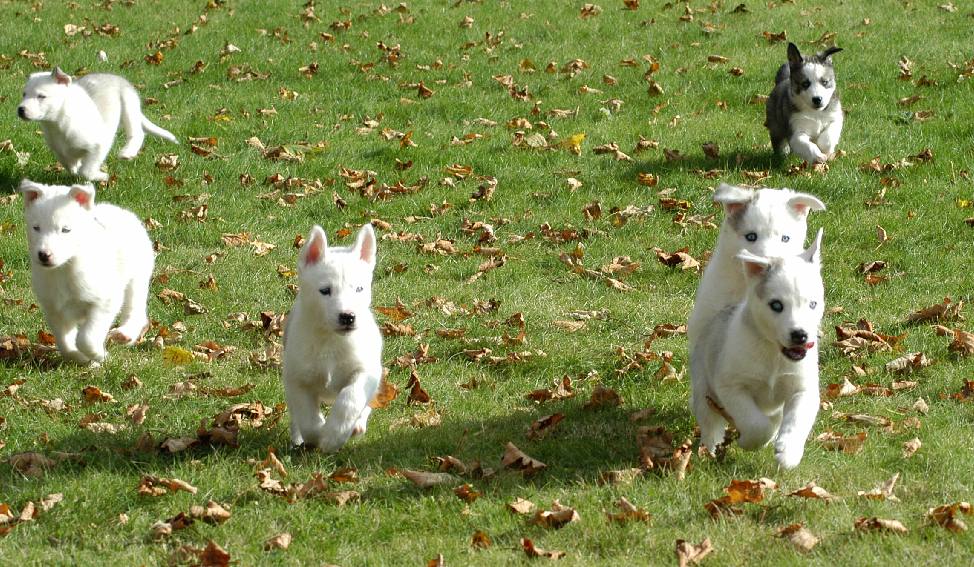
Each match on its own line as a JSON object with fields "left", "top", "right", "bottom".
{"left": 336, "top": 326, "right": 356, "bottom": 334}
{"left": 781, "top": 342, "right": 815, "bottom": 361}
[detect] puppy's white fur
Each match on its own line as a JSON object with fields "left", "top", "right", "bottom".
{"left": 687, "top": 183, "right": 825, "bottom": 343}
{"left": 282, "top": 224, "right": 383, "bottom": 452}
{"left": 690, "top": 230, "right": 825, "bottom": 469}
{"left": 18, "top": 68, "right": 177, "bottom": 181}
{"left": 19, "top": 179, "right": 154, "bottom": 364}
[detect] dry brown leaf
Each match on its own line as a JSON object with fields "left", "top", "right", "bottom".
{"left": 675, "top": 538, "right": 713, "bottom": 567}
{"left": 508, "top": 497, "right": 536, "bottom": 515}
{"left": 902, "top": 437, "right": 921, "bottom": 458}
{"left": 264, "top": 532, "right": 292, "bottom": 550}
{"left": 857, "top": 473, "right": 900, "bottom": 502}
{"left": 526, "top": 375, "right": 575, "bottom": 403}
{"left": 402, "top": 469, "right": 458, "bottom": 489}
{"left": 531, "top": 500, "right": 580, "bottom": 529}
{"left": 583, "top": 385, "right": 622, "bottom": 410}
{"left": 816, "top": 430, "right": 867, "bottom": 454}
{"left": 787, "top": 482, "right": 835, "bottom": 501}
{"left": 905, "top": 298, "right": 964, "bottom": 324}
{"left": 520, "top": 538, "right": 565, "bottom": 560}
{"left": 854, "top": 517, "right": 908, "bottom": 534}
{"left": 501, "top": 442, "right": 547, "bottom": 476}
{"left": 927, "top": 502, "right": 973, "bottom": 532}
{"left": 776, "top": 523, "right": 819, "bottom": 552}
{"left": 885, "top": 352, "right": 932, "bottom": 374}
{"left": 471, "top": 530, "right": 492, "bottom": 549}
{"left": 190, "top": 500, "right": 231, "bottom": 524}
{"left": 607, "top": 497, "right": 650, "bottom": 523}
{"left": 527, "top": 413, "right": 565, "bottom": 440}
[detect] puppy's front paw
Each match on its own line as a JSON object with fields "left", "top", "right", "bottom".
{"left": 84, "top": 171, "right": 109, "bottom": 182}
{"left": 118, "top": 147, "right": 139, "bottom": 160}
{"left": 774, "top": 441, "right": 805, "bottom": 469}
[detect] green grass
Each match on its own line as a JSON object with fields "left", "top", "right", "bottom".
{"left": 1, "top": 0, "right": 973, "bottom": 564}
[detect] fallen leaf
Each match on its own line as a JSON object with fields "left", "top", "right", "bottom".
{"left": 776, "top": 523, "right": 819, "bottom": 552}
{"left": 508, "top": 497, "right": 536, "bottom": 515}
{"left": 905, "top": 298, "right": 964, "bottom": 324}
{"left": 675, "top": 538, "right": 713, "bottom": 567}
{"left": 857, "top": 473, "right": 900, "bottom": 502}
{"left": 788, "top": 482, "right": 835, "bottom": 501}
{"left": 885, "top": 352, "right": 932, "bottom": 374}
{"left": 521, "top": 538, "right": 565, "bottom": 560}
{"left": 531, "top": 500, "right": 580, "bottom": 529}
{"left": 854, "top": 517, "right": 908, "bottom": 534}
{"left": 607, "top": 497, "right": 651, "bottom": 523}
{"left": 501, "top": 442, "right": 547, "bottom": 476}
{"left": 927, "top": 502, "right": 972, "bottom": 532}
{"left": 902, "top": 438, "right": 921, "bottom": 458}
{"left": 402, "top": 469, "right": 458, "bottom": 488}
{"left": 264, "top": 532, "right": 292, "bottom": 550}
{"left": 583, "top": 385, "right": 622, "bottom": 409}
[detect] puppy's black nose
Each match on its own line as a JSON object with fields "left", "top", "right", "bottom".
{"left": 38, "top": 251, "right": 52, "bottom": 265}
{"left": 17, "top": 106, "right": 27, "bottom": 119}
{"left": 790, "top": 329, "right": 808, "bottom": 345}
{"left": 338, "top": 312, "right": 356, "bottom": 327}
{"left": 811, "top": 96, "right": 822, "bottom": 107}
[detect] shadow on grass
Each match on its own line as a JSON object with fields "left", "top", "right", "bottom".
{"left": 3, "top": 392, "right": 739, "bottom": 498}
{"left": 618, "top": 146, "right": 787, "bottom": 185}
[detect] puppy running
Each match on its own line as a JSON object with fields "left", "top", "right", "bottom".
{"left": 765, "top": 43, "right": 843, "bottom": 164}
{"left": 282, "top": 224, "right": 383, "bottom": 453}
{"left": 687, "top": 182, "right": 825, "bottom": 341}
{"left": 690, "top": 230, "right": 825, "bottom": 469}
{"left": 17, "top": 68, "right": 177, "bottom": 181}
{"left": 19, "top": 179, "right": 154, "bottom": 365}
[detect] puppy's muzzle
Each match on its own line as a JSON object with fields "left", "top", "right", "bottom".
{"left": 37, "top": 251, "right": 54, "bottom": 267}
{"left": 337, "top": 312, "right": 356, "bottom": 332}
{"left": 811, "top": 96, "right": 823, "bottom": 108}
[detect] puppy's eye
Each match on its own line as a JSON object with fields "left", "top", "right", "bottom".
{"left": 745, "top": 232, "right": 758, "bottom": 242}
{"left": 33, "top": 225, "right": 40, "bottom": 232}
{"left": 36, "top": 94, "right": 46, "bottom": 100}
{"left": 769, "top": 300, "right": 784, "bottom": 313}
{"left": 809, "top": 301, "right": 818, "bottom": 309}
{"left": 781, "top": 235, "right": 790, "bottom": 243}
{"left": 355, "top": 286, "right": 364, "bottom": 293}
{"left": 61, "top": 227, "right": 71, "bottom": 233}
{"left": 319, "top": 287, "right": 332, "bottom": 296}
{"left": 821, "top": 80, "right": 830, "bottom": 87}
{"left": 801, "top": 80, "right": 811, "bottom": 89}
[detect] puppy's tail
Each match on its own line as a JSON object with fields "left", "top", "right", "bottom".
{"left": 142, "top": 117, "right": 178, "bottom": 144}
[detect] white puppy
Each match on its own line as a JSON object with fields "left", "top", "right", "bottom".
{"left": 17, "top": 68, "right": 177, "bottom": 181}
{"left": 282, "top": 224, "right": 383, "bottom": 453}
{"left": 687, "top": 182, "right": 825, "bottom": 343}
{"left": 19, "top": 179, "right": 155, "bottom": 364}
{"left": 691, "top": 230, "right": 825, "bottom": 469}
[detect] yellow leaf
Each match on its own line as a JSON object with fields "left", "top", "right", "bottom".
{"left": 563, "top": 133, "right": 586, "bottom": 155}
{"left": 162, "top": 346, "right": 194, "bottom": 366}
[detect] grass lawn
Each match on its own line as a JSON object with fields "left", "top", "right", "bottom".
{"left": 1, "top": 0, "right": 973, "bottom": 564}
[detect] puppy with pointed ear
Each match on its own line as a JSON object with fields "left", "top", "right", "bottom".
{"left": 283, "top": 222, "right": 384, "bottom": 453}
{"left": 18, "top": 178, "right": 48, "bottom": 205}
{"left": 68, "top": 184, "right": 96, "bottom": 210}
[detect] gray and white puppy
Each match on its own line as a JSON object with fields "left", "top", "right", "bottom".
{"left": 765, "top": 43, "right": 843, "bottom": 164}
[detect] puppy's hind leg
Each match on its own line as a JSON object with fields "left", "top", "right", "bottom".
{"left": 110, "top": 268, "right": 151, "bottom": 345}
{"left": 118, "top": 89, "right": 145, "bottom": 160}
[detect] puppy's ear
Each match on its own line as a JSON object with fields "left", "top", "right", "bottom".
{"left": 68, "top": 184, "right": 95, "bottom": 210}
{"left": 18, "top": 179, "right": 45, "bottom": 205}
{"left": 787, "top": 192, "right": 826, "bottom": 217}
{"left": 300, "top": 225, "right": 328, "bottom": 268}
{"left": 737, "top": 250, "right": 772, "bottom": 278}
{"left": 787, "top": 43, "right": 803, "bottom": 67}
{"left": 800, "top": 228, "right": 823, "bottom": 265}
{"left": 51, "top": 67, "right": 72, "bottom": 86}
{"left": 713, "top": 182, "right": 753, "bottom": 215}
{"left": 354, "top": 223, "right": 377, "bottom": 267}
{"left": 818, "top": 47, "right": 842, "bottom": 64}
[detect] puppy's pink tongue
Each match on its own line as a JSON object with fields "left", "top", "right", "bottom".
{"left": 804, "top": 342, "right": 815, "bottom": 350}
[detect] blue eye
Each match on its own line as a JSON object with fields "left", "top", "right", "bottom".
{"left": 781, "top": 235, "right": 790, "bottom": 243}
{"left": 745, "top": 232, "right": 758, "bottom": 242}
{"left": 809, "top": 301, "right": 818, "bottom": 309}
{"left": 769, "top": 300, "right": 784, "bottom": 313}
{"left": 355, "top": 286, "right": 364, "bottom": 293}
{"left": 319, "top": 287, "right": 332, "bottom": 296}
